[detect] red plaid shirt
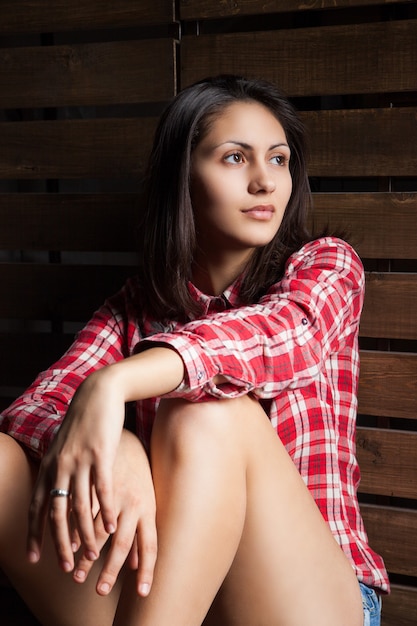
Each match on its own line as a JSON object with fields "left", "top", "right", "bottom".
{"left": 0, "top": 237, "right": 389, "bottom": 592}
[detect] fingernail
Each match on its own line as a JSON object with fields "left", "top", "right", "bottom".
{"left": 139, "top": 583, "right": 151, "bottom": 596}
{"left": 86, "top": 550, "right": 97, "bottom": 561}
{"left": 27, "top": 551, "right": 39, "bottom": 564}
{"left": 98, "top": 582, "right": 111, "bottom": 595}
{"left": 72, "top": 542, "right": 79, "bottom": 553}
{"left": 106, "top": 523, "right": 116, "bottom": 534}
{"left": 74, "top": 569, "right": 86, "bottom": 582}
{"left": 62, "top": 561, "right": 72, "bottom": 573}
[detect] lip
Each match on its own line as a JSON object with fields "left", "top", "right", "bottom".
{"left": 242, "top": 204, "right": 275, "bottom": 220}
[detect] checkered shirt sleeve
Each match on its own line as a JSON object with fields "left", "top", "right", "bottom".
{"left": 143, "top": 237, "right": 365, "bottom": 402}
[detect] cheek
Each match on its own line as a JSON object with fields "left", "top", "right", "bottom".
{"left": 285, "top": 170, "right": 293, "bottom": 191}
{"left": 191, "top": 176, "right": 227, "bottom": 221}
{"left": 281, "top": 174, "right": 293, "bottom": 204}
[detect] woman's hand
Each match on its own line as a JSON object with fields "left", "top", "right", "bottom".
{"left": 26, "top": 347, "right": 183, "bottom": 592}
{"left": 73, "top": 429, "right": 157, "bottom": 597}
{"left": 27, "top": 368, "right": 126, "bottom": 574}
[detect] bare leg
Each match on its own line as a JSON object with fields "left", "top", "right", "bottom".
{"left": 114, "top": 395, "right": 362, "bottom": 626}
{"left": 0, "top": 433, "right": 121, "bottom": 626}
{"left": 114, "top": 397, "right": 248, "bottom": 625}
{"left": 1, "top": 394, "right": 363, "bottom": 626}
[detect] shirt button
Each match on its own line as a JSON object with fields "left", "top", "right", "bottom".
{"left": 301, "top": 318, "right": 308, "bottom": 325}
{"left": 197, "top": 371, "right": 204, "bottom": 381}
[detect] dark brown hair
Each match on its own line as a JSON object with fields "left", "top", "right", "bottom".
{"left": 139, "top": 75, "right": 312, "bottom": 321}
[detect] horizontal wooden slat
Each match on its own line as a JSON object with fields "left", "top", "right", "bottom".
{"left": 180, "top": 0, "right": 413, "bottom": 20}
{"left": 0, "top": 39, "right": 175, "bottom": 109}
{"left": 361, "top": 273, "right": 417, "bottom": 340}
{"left": 2, "top": 109, "right": 416, "bottom": 180}
{"left": 181, "top": 20, "right": 417, "bottom": 97}
{"left": 361, "top": 504, "right": 417, "bottom": 577}
{"left": 311, "top": 193, "right": 417, "bottom": 260}
{"left": 357, "top": 427, "right": 417, "bottom": 499}
{"left": 0, "top": 263, "right": 134, "bottom": 321}
{"left": 301, "top": 108, "right": 417, "bottom": 177}
{"left": 0, "top": 332, "right": 73, "bottom": 388}
{"left": 0, "top": 193, "right": 139, "bottom": 251}
{"left": 0, "top": 118, "right": 157, "bottom": 180}
{"left": 381, "top": 584, "right": 417, "bottom": 626}
{"left": 358, "top": 351, "right": 417, "bottom": 420}
{"left": 0, "top": 0, "right": 174, "bottom": 33}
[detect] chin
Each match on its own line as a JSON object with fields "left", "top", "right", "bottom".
{"left": 250, "top": 235, "right": 277, "bottom": 248}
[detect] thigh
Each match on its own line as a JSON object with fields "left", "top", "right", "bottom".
{"left": 0, "top": 433, "right": 121, "bottom": 626}
{"left": 202, "top": 397, "right": 363, "bottom": 626}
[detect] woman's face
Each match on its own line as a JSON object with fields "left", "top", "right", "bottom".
{"left": 190, "top": 101, "right": 292, "bottom": 265}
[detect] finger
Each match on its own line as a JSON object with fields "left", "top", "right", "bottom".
{"left": 26, "top": 469, "right": 50, "bottom": 563}
{"left": 127, "top": 536, "right": 139, "bottom": 570}
{"left": 73, "top": 511, "right": 109, "bottom": 584}
{"left": 135, "top": 515, "right": 158, "bottom": 597}
{"left": 70, "top": 518, "right": 81, "bottom": 554}
{"left": 70, "top": 470, "right": 98, "bottom": 562}
{"left": 96, "top": 511, "right": 158, "bottom": 596}
{"left": 93, "top": 464, "right": 117, "bottom": 535}
{"left": 95, "top": 512, "right": 140, "bottom": 596}
{"left": 48, "top": 484, "right": 74, "bottom": 572}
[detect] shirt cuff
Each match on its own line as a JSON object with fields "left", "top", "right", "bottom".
{"left": 139, "top": 333, "right": 253, "bottom": 401}
{"left": 1, "top": 399, "right": 63, "bottom": 459}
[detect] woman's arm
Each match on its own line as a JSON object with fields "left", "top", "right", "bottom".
{"left": 138, "top": 237, "right": 365, "bottom": 402}
{"left": 99, "top": 346, "right": 185, "bottom": 403}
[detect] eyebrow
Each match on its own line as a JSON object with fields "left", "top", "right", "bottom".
{"left": 216, "top": 140, "right": 290, "bottom": 151}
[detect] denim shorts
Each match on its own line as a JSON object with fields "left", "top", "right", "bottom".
{"left": 360, "top": 582, "right": 382, "bottom": 626}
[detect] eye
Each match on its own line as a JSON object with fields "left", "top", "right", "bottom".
{"left": 269, "top": 154, "right": 288, "bottom": 166}
{"left": 224, "top": 152, "right": 244, "bottom": 164}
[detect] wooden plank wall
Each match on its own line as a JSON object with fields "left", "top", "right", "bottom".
{"left": 0, "top": 1, "right": 177, "bottom": 408}
{"left": 1, "top": 1, "right": 416, "bottom": 624}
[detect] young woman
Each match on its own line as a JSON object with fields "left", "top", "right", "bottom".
{"left": 0, "top": 75, "right": 388, "bottom": 625}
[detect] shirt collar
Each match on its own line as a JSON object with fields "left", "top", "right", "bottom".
{"left": 187, "top": 275, "right": 244, "bottom": 318}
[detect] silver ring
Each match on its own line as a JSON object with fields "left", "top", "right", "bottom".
{"left": 50, "top": 488, "right": 70, "bottom": 498}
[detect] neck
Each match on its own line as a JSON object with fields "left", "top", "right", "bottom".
{"left": 192, "top": 248, "right": 252, "bottom": 295}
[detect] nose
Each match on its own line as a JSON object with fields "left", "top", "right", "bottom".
{"left": 248, "top": 162, "right": 276, "bottom": 194}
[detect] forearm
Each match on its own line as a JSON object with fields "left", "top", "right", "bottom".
{"left": 90, "top": 346, "right": 185, "bottom": 403}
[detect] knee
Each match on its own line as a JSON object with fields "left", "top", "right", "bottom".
{"left": 151, "top": 395, "right": 262, "bottom": 463}
{"left": 0, "top": 433, "right": 29, "bottom": 479}
{"left": 0, "top": 431, "right": 32, "bottom": 466}
{"left": 0, "top": 434, "right": 34, "bottom": 544}
{"left": 153, "top": 398, "right": 227, "bottom": 454}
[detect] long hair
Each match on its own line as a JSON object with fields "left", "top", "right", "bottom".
{"left": 138, "top": 75, "right": 312, "bottom": 321}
